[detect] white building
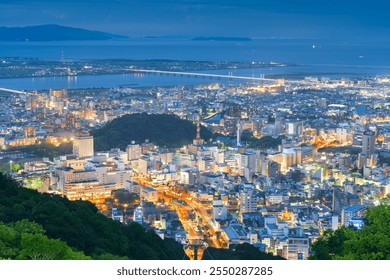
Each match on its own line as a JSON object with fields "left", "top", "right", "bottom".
{"left": 125, "top": 180, "right": 141, "bottom": 194}
{"left": 212, "top": 199, "right": 228, "bottom": 220}
{"left": 286, "top": 121, "right": 303, "bottom": 136}
{"left": 239, "top": 184, "right": 257, "bottom": 214}
{"left": 238, "top": 150, "right": 258, "bottom": 181}
{"left": 287, "top": 237, "right": 310, "bottom": 260}
{"left": 342, "top": 204, "right": 366, "bottom": 227}
{"left": 126, "top": 144, "right": 142, "bottom": 161}
{"left": 112, "top": 208, "right": 124, "bottom": 223}
{"left": 336, "top": 128, "right": 349, "bottom": 143}
{"left": 73, "top": 135, "right": 94, "bottom": 158}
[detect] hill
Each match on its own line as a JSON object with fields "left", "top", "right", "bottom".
{"left": 0, "top": 24, "right": 127, "bottom": 41}
{"left": 0, "top": 173, "right": 186, "bottom": 260}
{"left": 0, "top": 174, "right": 286, "bottom": 260}
{"left": 91, "top": 113, "right": 214, "bottom": 151}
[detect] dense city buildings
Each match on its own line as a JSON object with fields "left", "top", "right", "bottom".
{"left": 1, "top": 69, "right": 389, "bottom": 260}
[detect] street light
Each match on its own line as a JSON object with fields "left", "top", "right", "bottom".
{"left": 9, "top": 160, "right": 12, "bottom": 173}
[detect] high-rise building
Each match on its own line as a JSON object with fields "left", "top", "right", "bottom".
{"left": 357, "top": 153, "right": 367, "bottom": 169}
{"left": 65, "top": 113, "right": 76, "bottom": 129}
{"left": 236, "top": 120, "right": 242, "bottom": 147}
{"left": 286, "top": 120, "right": 303, "bottom": 136}
{"left": 359, "top": 130, "right": 376, "bottom": 168}
{"left": 138, "top": 156, "right": 149, "bottom": 175}
{"left": 331, "top": 215, "right": 339, "bottom": 230}
{"left": 362, "top": 130, "right": 375, "bottom": 159}
{"left": 73, "top": 135, "right": 94, "bottom": 158}
{"left": 336, "top": 128, "right": 349, "bottom": 143}
{"left": 239, "top": 185, "right": 257, "bottom": 214}
{"left": 126, "top": 143, "right": 142, "bottom": 161}
{"left": 141, "top": 142, "right": 155, "bottom": 154}
{"left": 383, "top": 132, "right": 390, "bottom": 149}
{"left": 274, "top": 117, "right": 285, "bottom": 135}
{"left": 238, "top": 150, "right": 258, "bottom": 181}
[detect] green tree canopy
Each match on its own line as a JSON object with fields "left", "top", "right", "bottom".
{"left": 91, "top": 113, "right": 214, "bottom": 150}
{"left": 0, "top": 173, "right": 187, "bottom": 260}
{"left": 310, "top": 205, "right": 390, "bottom": 260}
{"left": 0, "top": 220, "right": 91, "bottom": 260}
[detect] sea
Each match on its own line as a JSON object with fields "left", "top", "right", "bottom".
{"left": 1, "top": 38, "right": 390, "bottom": 90}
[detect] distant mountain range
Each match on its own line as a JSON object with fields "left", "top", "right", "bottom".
{"left": 0, "top": 24, "right": 127, "bottom": 41}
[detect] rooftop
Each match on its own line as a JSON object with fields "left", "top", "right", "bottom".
{"left": 344, "top": 204, "right": 365, "bottom": 212}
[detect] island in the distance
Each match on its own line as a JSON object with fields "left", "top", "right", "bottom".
{"left": 192, "top": 36, "right": 252, "bottom": 41}
{"left": 0, "top": 24, "right": 128, "bottom": 41}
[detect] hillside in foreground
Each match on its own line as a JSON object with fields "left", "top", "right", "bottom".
{"left": 0, "top": 174, "right": 285, "bottom": 260}
{"left": 0, "top": 173, "right": 186, "bottom": 260}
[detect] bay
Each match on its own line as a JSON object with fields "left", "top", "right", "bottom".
{"left": 1, "top": 38, "right": 389, "bottom": 90}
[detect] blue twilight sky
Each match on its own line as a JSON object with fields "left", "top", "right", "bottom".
{"left": 0, "top": 0, "right": 389, "bottom": 39}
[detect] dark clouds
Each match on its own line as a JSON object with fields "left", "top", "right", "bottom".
{"left": 0, "top": 0, "right": 389, "bottom": 39}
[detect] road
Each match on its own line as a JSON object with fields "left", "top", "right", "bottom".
{"left": 157, "top": 187, "right": 222, "bottom": 246}
{"left": 133, "top": 175, "right": 226, "bottom": 252}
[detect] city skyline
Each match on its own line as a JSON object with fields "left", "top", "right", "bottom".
{"left": 0, "top": 0, "right": 389, "bottom": 262}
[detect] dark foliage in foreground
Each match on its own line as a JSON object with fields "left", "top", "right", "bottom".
{"left": 0, "top": 173, "right": 186, "bottom": 259}
{"left": 310, "top": 205, "right": 390, "bottom": 260}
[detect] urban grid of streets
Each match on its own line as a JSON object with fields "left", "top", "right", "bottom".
{"left": 1, "top": 62, "right": 390, "bottom": 260}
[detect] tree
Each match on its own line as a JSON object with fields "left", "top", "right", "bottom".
{"left": 0, "top": 173, "right": 187, "bottom": 260}
{"left": 19, "top": 233, "right": 89, "bottom": 260}
{"left": 310, "top": 205, "right": 390, "bottom": 260}
{"left": 91, "top": 113, "right": 214, "bottom": 150}
{"left": 0, "top": 220, "right": 91, "bottom": 260}
{"left": 0, "top": 222, "right": 19, "bottom": 259}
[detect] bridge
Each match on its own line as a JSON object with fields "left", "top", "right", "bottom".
{"left": 128, "top": 69, "right": 381, "bottom": 89}
{"left": 0, "top": 88, "right": 32, "bottom": 95}
{"left": 129, "top": 68, "right": 285, "bottom": 83}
